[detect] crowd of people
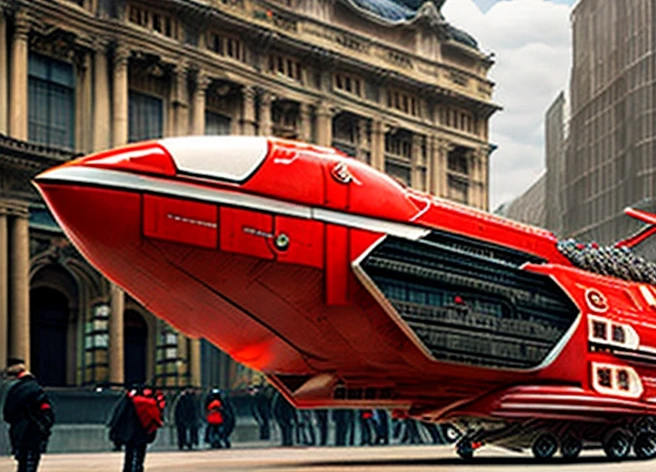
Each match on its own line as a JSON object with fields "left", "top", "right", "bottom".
{"left": 1, "top": 360, "right": 456, "bottom": 472}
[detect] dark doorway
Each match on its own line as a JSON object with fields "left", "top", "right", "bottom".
{"left": 124, "top": 310, "right": 148, "bottom": 386}
{"left": 30, "top": 287, "right": 69, "bottom": 387}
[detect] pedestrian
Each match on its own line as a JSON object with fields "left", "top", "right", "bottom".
{"left": 173, "top": 388, "right": 200, "bottom": 450}
{"left": 359, "top": 409, "right": 374, "bottom": 445}
{"left": 315, "top": 409, "right": 328, "bottom": 446}
{"left": 372, "top": 409, "right": 389, "bottom": 445}
{"left": 271, "top": 391, "right": 296, "bottom": 446}
{"left": 108, "top": 385, "right": 166, "bottom": 472}
{"left": 204, "top": 389, "right": 235, "bottom": 448}
{"left": 332, "top": 409, "right": 351, "bottom": 446}
{"left": 248, "top": 384, "right": 272, "bottom": 440}
{"left": 297, "top": 410, "right": 316, "bottom": 445}
{"left": 2, "top": 358, "right": 55, "bottom": 472}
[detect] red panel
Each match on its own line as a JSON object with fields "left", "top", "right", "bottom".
{"left": 325, "top": 224, "right": 349, "bottom": 305}
{"left": 241, "top": 139, "right": 325, "bottom": 206}
{"left": 143, "top": 194, "right": 217, "bottom": 249}
{"left": 219, "top": 207, "right": 274, "bottom": 260}
{"left": 274, "top": 216, "right": 325, "bottom": 269}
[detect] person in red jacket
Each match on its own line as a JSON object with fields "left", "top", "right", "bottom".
{"left": 204, "top": 389, "right": 234, "bottom": 449}
{"left": 108, "top": 385, "right": 165, "bottom": 472}
{"left": 2, "top": 358, "right": 55, "bottom": 472}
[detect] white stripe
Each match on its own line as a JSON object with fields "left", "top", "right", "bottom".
{"left": 504, "top": 394, "right": 645, "bottom": 407}
{"left": 638, "top": 345, "right": 656, "bottom": 355}
{"left": 640, "top": 285, "right": 656, "bottom": 307}
{"left": 501, "top": 403, "right": 641, "bottom": 411}
{"left": 313, "top": 208, "right": 429, "bottom": 240}
{"left": 37, "top": 166, "right": 429, "bottom": 240}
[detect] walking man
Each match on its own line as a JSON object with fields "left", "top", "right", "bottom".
{"left": 108, "top": 385, "right": 165, "bottom": 472}
{"left": 2, "top": 358, "right": 55, "bottom": 472}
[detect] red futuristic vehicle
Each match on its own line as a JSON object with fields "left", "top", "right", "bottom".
{"left": 35, "top": 136, "right": 656, "bottom": 460}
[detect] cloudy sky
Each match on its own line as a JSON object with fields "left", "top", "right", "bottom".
{"left": 441, "top": 0, "right": 576, "bottom": 210}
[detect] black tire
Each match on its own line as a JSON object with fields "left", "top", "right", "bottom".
{"left": 456, "top": 441, "right": 474, "bottom": 460}
{"left": 532, "top": 434, "right": 558, "bottom": 460}
{"left": 560, "top": 436, "right": 582, "bottom": 459}
{"left": 603, "top": 430, "right": 631, "bottom": 460}
{"left": 634, "top": 432, "right": 656, "bottom": 459}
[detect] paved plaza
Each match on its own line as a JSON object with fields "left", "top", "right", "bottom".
{"left": 1, "top": 445, "right": 655, "bottom": 472}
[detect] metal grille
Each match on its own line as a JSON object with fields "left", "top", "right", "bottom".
{"left": 361, "top": 233, "right": 577, "bottom": 369}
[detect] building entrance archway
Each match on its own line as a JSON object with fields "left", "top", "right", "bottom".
{"left": 30, "top": 287, "right": 69, "bottom": 386}
{"left": 124, "top": 309, "right": 148, "bottom": 386}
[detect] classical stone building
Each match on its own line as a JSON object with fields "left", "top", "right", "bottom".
{"left": 564, "top": 0, "right": 656, "bottom": 244}
{"left": 0, "top": 0, "right": 497, "bottom": 390}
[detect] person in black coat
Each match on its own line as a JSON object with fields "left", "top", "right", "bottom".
{"left": 174, "top": 389, "right": 200, "bottom": 450}
{"left": 271, "top": 391, "right": 296, "bottom": 447}
{"left": 2, "top": 358, "right": 55, "bottom": 472}
{"left": 332, "top": 409, "right": 353, "bottom": 446}
{"left": 314, "top": 409, "right": 328, "bottom": 446}
{"left": 248, "top": 384, "right": 272, "bottom": 440}
{"left": 108, "top": 386, "right": 165, "bottom": 472}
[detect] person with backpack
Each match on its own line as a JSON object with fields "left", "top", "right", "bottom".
{"left": 204, "top": 389, "right": 234, "bottom": 448}
{"left": 108, "top": 385, "right": 166, "bottom": 472}
{"left": 2, "top": 358, "right": 55, "bottom": 472}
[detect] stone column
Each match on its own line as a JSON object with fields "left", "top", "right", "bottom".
{"left": 172, "top": 62, "right": 189, "bottom": 136}
{"left": 93, "top": 41, "right": 111, "bottom": 151}
{"left": 112, "top": 46, "right": 130, "bottom": 147}
{"left": 77, "top": 53, "right": 93, "bottom": 153}
{"left": 9, "top": 10, "right": 30, "bottom": 140}
{"left": 481, "top": 148, "right": 490, "bottom": 211}
{"left": 467, "top": 150, "right": 478, "bottom": 208}
{"left": 315, "top": 101, "right": 333, "bottom": 147}
{"left": 8, "top": 209, "right": 30, "bottom": 367}
{"left": 357, "top": 118, "right": 370, "bottom": 164}
{"left": 0, "top": 10, "right": 8, "bottom": 135}
{"left": 410, "top": 134, "right": 424, "bottom": 191}
{"left": 434, "top": 138, "right": 450, "bottom": 198}
{"left": 0, "top": 206, "right": 7, "bottom": 369}
{"left": 258, "top": 90, "right": 272, "bottom": 136}
{"left": 371, "top": 120, "right": 386, "bottom": 172}
{"left": 189, "top": 338, "right": 201, "bottom": 387}
{"left": 298, "top": 102, "right": 312, "bottom": 142}
{"left": 108, "top": 283, "right": 125, "bottom": 385}
{"left": 192, "top": 72, "right": 211, "bottom": 135}
{"left": 240, "top": 85, "right": 256, "bottom": 136}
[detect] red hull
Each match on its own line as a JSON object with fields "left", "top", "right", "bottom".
{"left": 34, "top": 137, "right": 656, "bottom": 457}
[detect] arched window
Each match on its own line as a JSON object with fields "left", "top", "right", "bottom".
{"left": 124, "top": 309, "right": 148, "bottom": 386}
{"left": 30, "top": 287, "right": 69, "bottom": 387}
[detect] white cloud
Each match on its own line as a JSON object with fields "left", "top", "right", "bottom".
{"left": 442, "top": 0, "right": 572, "bottom": 210}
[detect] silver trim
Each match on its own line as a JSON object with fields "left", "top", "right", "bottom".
{"left": 36, "top": 166, "right": 429, "bottom": 240}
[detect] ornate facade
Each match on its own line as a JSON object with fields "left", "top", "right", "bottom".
{"left": 0, "top": 0, "right": 497, "bottom": 389}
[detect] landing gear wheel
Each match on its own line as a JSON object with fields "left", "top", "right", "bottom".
{"left": 634, "top": 432, "right": 656, "bottom": 459}
{"left": 560, "top": 436, "right": 582, "bottom": 459}
{"left": 442, "top": 425, "right": 461, "bottom": 444}
{"left": 532, "top": 434, "right": 558, "bottom": 460}
{"left": 456, "top": 441, "right": 474, "bottom": 460}
{"left": 603, "top": 430, "right": 631, "bottom": 460}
